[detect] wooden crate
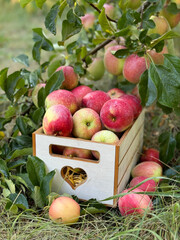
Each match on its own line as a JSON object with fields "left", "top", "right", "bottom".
{"left": 32, "top": 109, "right": 145, "bottom": 207}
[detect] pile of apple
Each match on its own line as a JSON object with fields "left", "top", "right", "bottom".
{"left": 118, "top": 148, "right": 163, "bottom": 216}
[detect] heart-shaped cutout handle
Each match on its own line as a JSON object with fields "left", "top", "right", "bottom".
{"left": 61, "top": 166, "right": 87, "bottom": 190}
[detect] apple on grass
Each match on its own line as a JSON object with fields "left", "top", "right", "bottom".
{"left": 56, "top": 65, "right": 78, "bottom": 90}
{"left": 129, "top": 176, "right": 157, "bottom": 194}
{"left": 72, "top": 108, "right": 102, "bottom": 140}
{"left": 140, "top": 148, "right": 162, "bottom": 166}
{"left": 107, "top": 88, "right": 125, "bottom": 99}
{"left": 43, "top": 104, "right": 73, "bottom": 137}
{"left": 100, "top": 98, "right": 134, "bottom": 132}
{"left": 71, "top": 85, "right": 92, "bottom": 108}
{"left": 91, "top": 130, "right": 119, "bottom": 159}
{"left": 63, "top": 147, "right": 92, "bottom": 159}
{"left": 32, "top": 83, "right": 46, "bottom": 107}
{"left": 131, "top": 161, "right": 163, "bottom": 183}
{"left": 119, "top": 94, "right": 142, "bottom": 119}
{"left": 45, "top": 89, "right": 78, "bottom": 114}
{"left": 104, "top": 45, "right": 126, "bottom": 76}
{"left": 82, "top": 90, "right": 110, "bottom": 114}
{"left": 118, "top": 188, "right": 153, "bottom": 216}
{"left": 49, "top": 196, "right": 80, "bottom": 224}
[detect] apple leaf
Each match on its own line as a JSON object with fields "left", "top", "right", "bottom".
{"left": 98, "top": 8, "right": 115, "bottom": 34}
{"left": 0, "top": 159, "right": 9, "bottom": 178}
{"left": 20, "top": 0, "right": 32, "bottom": 8}
{"left": 12, "top": 54, "right": 29, "bottom": 67}
{"left": 35, "top": 0, "right": 46, "bottom": 9}
{"left": 45, "top": 2, "right": 60, "bottom": 35}
{"left": 7, "top": 193, "right": 29, "bottom": 210}
{"left": 159, "top": 132, "right": 176, "bottom": 164}
{"left": 40, "top": 170, "right": 56, "bottom": 202}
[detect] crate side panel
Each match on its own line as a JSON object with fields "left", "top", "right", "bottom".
{"left": 34, "top": 134, "right": 116, "bottom": 205}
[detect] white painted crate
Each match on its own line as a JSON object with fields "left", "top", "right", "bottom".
{"left": 32, "top": 109, "right": 145, "bottom": 207}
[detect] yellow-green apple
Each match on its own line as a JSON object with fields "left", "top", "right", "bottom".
{"left": 131, "top": 161, "right": 163, "bottom": 182}
{"left": 80, "top": 13, "right": 95, "bottom": 30}
{"left": 91, "top": 130, "right": 119, "bottom": 159}
{"left": 43, "top": 104, "right": 73, "bottom": 137}
{"left": 147, "top": 46, "right": 168, "bottom": 65}
{"left": 104, "top": 45, "right": 126, "bottom": 75}
{"left": 118, "top": 187, "right": 153, "bottom": 216}
{"left": 45, "top": 89, "right": 78, "bottom": 114}
{"left": 126, "top": 0, "right": 142, "bottom": 9}
{"left": 140, "top": 148, "right": 162, "bottom": 166}
{"left": 82, "top": 90, "right": 110, "bottom": 114}
{"left": 49, "top": 196, "right": 80, "bottom": 224}
{"left": 148, "top": 15, "right": 169, "bottom": 35}
{"left": 56, "top": 66, "right": 78, "bottom": 90}
{"left": 160, "top": 5, "right": 180, "bottom": 28}
{"left": 32, "top": 83, "right": 46, "bottom": 107}
{"left": 87, "top": 57, "right": 105, "bottom": 81}
{"left": 119, "top": 94, "right": 142, "bottom": 119}
{"left": 72, "top": 108, "right": 102, "bottom": 140}
{"left": 71, "top": 85, "right": 92, "bottom": 108}
{"left": 63, "top": 147, "right": 92, "bottom": 159}
{"left": 103, "top": 3, "right": 115, "bottom": 18}
{"left": 129, "top": 176, "right": 157, "bottom": 193}
{"left": 123, "top": 54, "right": 149, "bottom": 83}
{"left": 100, "top": 98, "right": 134, "bottom": 132}
{"left": 107, "top": 88, "right": 125, "bottom": 99}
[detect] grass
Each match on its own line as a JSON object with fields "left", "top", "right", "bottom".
{"left": 0, "top": 1, "right": 180, "bottom": 240}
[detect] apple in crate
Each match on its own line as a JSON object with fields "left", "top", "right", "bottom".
{"left": 91, "top": 130, "right": 119, "bottom": 159}
{"left": 71, "top": 85, "right": 92, "bottom": 108}
{"left": 107, "top": 88, "right": 125, "bottom": 99}
{"left": 43, "top": 104, "right": 73, "bottom": 137}
{"left": 140, "top": 148, "right": 162, "bottom": 166}
{"left": 129, "top": 176, "right": 157, "bottom": 193}
{"left": 119, "top": 94, "right": 142, "bottom": 119}
{"left": 73, "top": 108, "right": 102, "bottom": 140}
{"left": 131, "top": 161, "right": 163, "bottom": 183}
{"left": 100, "top": 98, "right": 134, "bottom": 132}
{"left": 56, "top": 65, "right": 78, "bottom": 90}
{"left": 82, "top": 90, "right": 110, "bottom": 114}
{"left": 118, "top": 188, "right": 153, "bottom": 216}
{"left": 63, "top": 147, "right": 92, "bottom": 159}
{"left": 45, "top": 89, "right": 78, "bottom": 114}
{"left": 49, "top": 196, "right": 80, "bottom": 224}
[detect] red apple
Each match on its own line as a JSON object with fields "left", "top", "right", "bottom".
{"left": 140, "top": 148, "right": 162, "bottom": 166}
{"left": 147, "top": 46, "right": 168, "bottom": 65}
{"left": 87, "top": 57, "right": 105, "bottom": 81}
{"left": 49, "top": 196, "right": 80, "bottom": 224}
{"left": 119, "top": 94, "right": 142, "bottom": 119}
{"left": 73, "top": 108, "right": 102, "bottom": 140}
{"left": 160, "top": 5, "right": 180, "bottom": 28}
{"left": 131, "top": 161, "right": 163, "bottom": 182}
{"left": 100, "top": 98, "right": 134, "bottom": 132}
{"left": 107, "top": 88, "right": 125, "bottom": 99}
{"left": 118, "top": 188, "right": 153, "bottom": 216}
{"left": 123, "top": 54, "right": 149, "bottom": 84}
{"left": 104, "top": 45, "right": 126, "bottom": 76}
{"left": 82, "top": 90, "right": 110, "bottom": 114}
{"left": 56, "top": 66, "right": 78, "bottom": 90}
{"left": 129, "top": 176, "right": 157, "bottom": 193}
{"left": 91, "top": 130, "right": 119, "bottom": 159}
{"left": 71, "top": 85, "right": 93, "bottom": 108}
{"left": 63, "top": 147, "right": 92, "bottom": 159}
{"left": 45, "top": 89, "right": 78, "bottom": 114}
{"left": 32, "top": 83, "right": 46, "bottom": 107}
{"left": 43, "top": 104, "right": 73, "bottom": 137}
{"left": 80, "top": 13, "right": 95, "bottom": 30}
{"left": 131, "top": 85, "right": 140, "bottom": 99}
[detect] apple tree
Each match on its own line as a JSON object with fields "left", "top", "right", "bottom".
{"left": 0, "top": 0, "right": 180, "bottom": 210}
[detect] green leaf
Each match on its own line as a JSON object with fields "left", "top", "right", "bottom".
{"left": 20, "top": 0, "right": 32, "bottom": 8}
{"left": 40, "top": 170, "right": 55, "bottom": 202}
{"left": 167, "top": 3, "right": 180, "bottom": 15}
{"left": 37, "top": 87, "right": 46, "bottom": 108}
{"left": 112, "top": 48, "right": 130, "bottom": 59}
{"left": 16, "top": 116, "right": 33, "bottom": 135}
{"left": 98, "top": 8, "right": 115, "bottom": 34}
{"left": 45, "top": 70, "right": 64, "bottom": 96}
{"left": 12, "top": 135, "right": 32, "bottom": 148}
{"left": 8, "top": 159, "right": 27, "bottom": 170}
{"left": 31, "top": 186, "right": 45, "bottom": 208}
{"left": 97, "top": 0, "right": 106, "bottom": 9}
{"left": 6, "top": 148, "right": 32, "bottom": 161}
{"left": 47, "top": 60, "right": 62, "bottom": 77}
{"left": 45, "top": 2, "right": 60, "bottom": 35}
{"left": 26, "top": 156, "right": 46, "bottom": 186}
{"left": 31, "top": 107, "right": 44, "bottom": 125}
{"left": 74, "top": 63, "right": 85, "bottom": 76}
{"left": 74, "top": 3, "right": 84, "bottom": 17}
{"left": 67, "top": 0, "right": 75, "bottom": 7}
{"left": 5, "top": 179, "right": 16, "bottom": 194}
{"left": 5, "top": 105, "right": 17, "bottom": 118}
{"left": 17, "top": 173, "right": 34, "bottom": 191}
{"left": 0, "top": 159, "right": 9, "bottom": 178}
{"left": 159, "top": 132, "right": 176, "bottom": 163}
{"left": 164, "top": 165, "right": 180, "bottom": 179}
{"left": 164, "top": 54, "right": 180, "bottom": 75}
{"left": 12, "top": 54, "right": 29, "bottom": 67}
{"left": 139, "top": 69, "right": 157, "bottom": 107}
{"left": 0, "top": 68, "right": 8, "bottom": 91}
{"left": 32, "top": 41, "right": 42, "bottom": 64}
{"left": 176, "top": 132, "right": 180, "bottom": 150}
{"left": 35, "top": 0, "right": 46, "bottom": 9}
{"left": 80, "top": 198, "right": 107, "bottom": 215}
{"left": 59, "top": 0, "right": 67, "bottom": 18}
{"left": 8, "top": 193, "right": 29, "bottom": 210}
